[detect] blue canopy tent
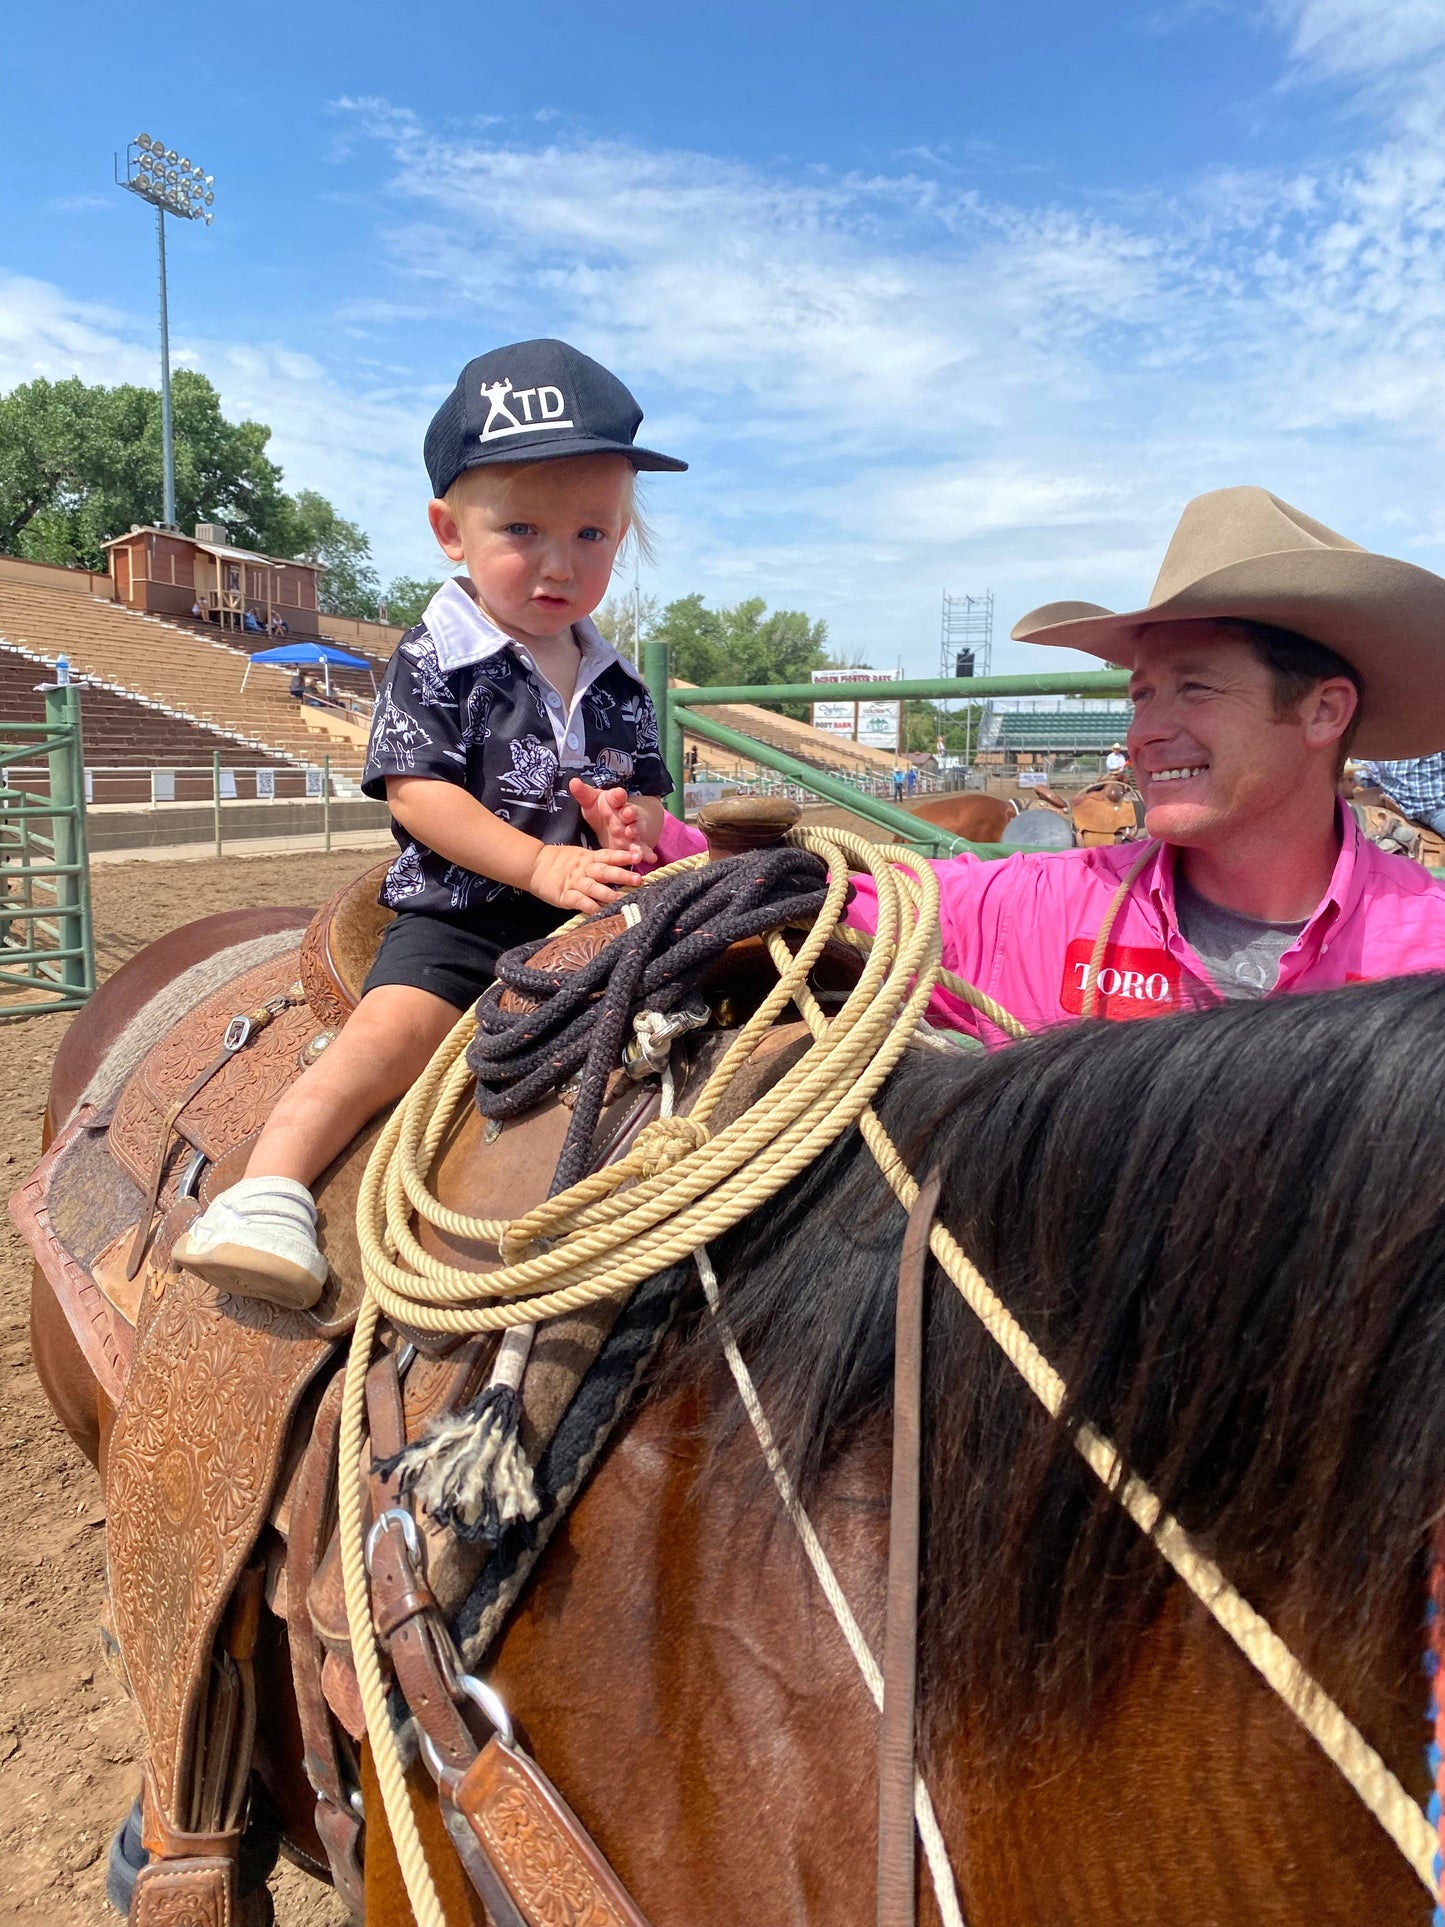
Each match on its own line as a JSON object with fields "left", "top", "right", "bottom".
{"left": 241, "top": 641, "right": 378, "bottom": 701}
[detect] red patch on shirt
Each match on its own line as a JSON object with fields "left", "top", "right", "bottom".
{"left": 1060, "top": 939, "right": 1182, "bottom": 1020}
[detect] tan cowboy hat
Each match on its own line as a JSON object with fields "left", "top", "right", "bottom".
{"left": 1011, "top": 485, "right": 1445, "bottom": 756}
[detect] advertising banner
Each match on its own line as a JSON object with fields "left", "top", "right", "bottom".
{"left": 810, "top": 668, "right": 902, "bottom": 746}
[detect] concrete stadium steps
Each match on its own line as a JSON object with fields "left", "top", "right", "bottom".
{"left": 172, "top": 616, "right": 387, "bottom": 703}
{"left": 0, "top": 643, "right": 326, "bottom": 804}
{"left": 0, "top": 576, "right": 367, "bottom": 766}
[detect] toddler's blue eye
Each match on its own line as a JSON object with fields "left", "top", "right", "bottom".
{"left": 578, "top": 527, "right": 607, "bottom": 542}
{"left": 504, "top": 523, "right": 533, "bottom": 537}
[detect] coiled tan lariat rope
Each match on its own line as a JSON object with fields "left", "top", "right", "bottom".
{"left": 343, "top": 826, "right": 1437, "bottom": 1927}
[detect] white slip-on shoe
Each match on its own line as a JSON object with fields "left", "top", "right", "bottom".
{"left": 171, "top": 1177, "right": 328, "bottom": 1312}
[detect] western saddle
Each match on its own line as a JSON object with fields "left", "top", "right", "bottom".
{"left": 16, "top": 799, "right": 848, "bottom": 1927}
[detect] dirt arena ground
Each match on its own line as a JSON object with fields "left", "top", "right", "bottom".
{"left": 0, "top": 848, "right": 379, "bottom": 1925}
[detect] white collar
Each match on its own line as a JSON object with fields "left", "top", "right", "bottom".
{"left": 420, "top": 576, "right": 645, "bottom": 684}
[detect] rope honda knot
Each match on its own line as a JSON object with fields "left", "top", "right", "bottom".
{"left": 632, "top": 1114, "right": 710, "bottom": 1177}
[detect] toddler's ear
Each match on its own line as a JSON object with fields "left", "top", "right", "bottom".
{"left": 428, "top": 496, "right": 466, "bottom": 562}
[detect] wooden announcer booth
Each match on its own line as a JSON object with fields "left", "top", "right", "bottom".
{"left": 104, "top": 523, "right": 323, "bottom": 636}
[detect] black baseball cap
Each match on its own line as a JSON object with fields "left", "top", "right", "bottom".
{"left": 425, "top": 338, "right": 687, "bottom": 495}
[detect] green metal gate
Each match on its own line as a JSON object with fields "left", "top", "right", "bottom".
{"left": 0, "top": 684, "right": 96, "bottom": 1017}
{"left": 642, "top": 644, "right": 1130, "bottom": 857}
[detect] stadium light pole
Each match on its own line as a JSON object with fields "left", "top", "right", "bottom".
{"left": 115, "top": 133, "right": 215, "bottom": 529}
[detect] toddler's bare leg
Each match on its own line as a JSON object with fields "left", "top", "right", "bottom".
{"left": 173, "top": 984, "right": 463, "bottom": 1308}
{"left": 245, "top": 983, "right": 463, "bottom": 1186}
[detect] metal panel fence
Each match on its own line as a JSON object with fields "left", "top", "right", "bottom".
{"left": 642, "top": 644, "right": 1131, "bottom": 857}
{"left": 0, "top": 684, "right": 95, "bottom": 1018}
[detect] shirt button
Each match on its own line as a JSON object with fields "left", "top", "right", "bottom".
{"left": 547, "top": 693, "right": 561, "bottom": 708}
{"left": 567, "top": 733, "right": 579, "bottom": 748}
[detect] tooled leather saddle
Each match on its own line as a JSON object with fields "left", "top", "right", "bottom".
{"left": 15, "top": 800, "right": 856, "bottom": 1926}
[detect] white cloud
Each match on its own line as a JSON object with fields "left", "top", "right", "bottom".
{"left": 325, "top": 92, "right": 1445, "bottom": 663}
{"left": 1264, "top": 0, "right": 1445, "bottom": 80}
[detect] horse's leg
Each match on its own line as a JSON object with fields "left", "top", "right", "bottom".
{"left": 360, "top": 1741, "right": 484, "bottom": 1927}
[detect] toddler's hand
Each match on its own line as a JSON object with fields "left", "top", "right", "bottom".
{"left": 569, "top": 779, "right": 656, "bottom": 864}
{"left": 528, "top": 842, "right": 642, "bottom": 914}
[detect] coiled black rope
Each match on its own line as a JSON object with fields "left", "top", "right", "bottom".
{"left": 466, "top": 846, "right": 833, "bottom": 1196}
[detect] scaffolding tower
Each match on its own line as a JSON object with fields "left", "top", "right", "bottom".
{"left": 940, "top": 590, "right": 993, "bottom": 686}
{"left": 939, "top": 591, "right": 993, "bottom": 766}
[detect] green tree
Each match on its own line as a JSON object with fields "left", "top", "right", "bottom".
{"left": 651, "top": 592, "right": 729, "bottom": 684}
{"left": 0, "top": 373, "right": 302, "bottom": 568}
{"left": 649, "top": 593, "right": 830, "bottom": 713}
{"left": 898, "top": 698, "right": 988, "bottom": 757}
{"left": 381, "top": 576, "right": 445, "bottom": 630}
{"left": 0, "top": 374, "right": 373, "bottom": 593}
{"left": 281, "top": 488, "right": 379, "bottom": 618}
{"left": 593, "top": 591, "right": 659, "bottom": 665}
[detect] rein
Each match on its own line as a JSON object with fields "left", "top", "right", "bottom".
{"left": 342, "top": 825, "right": 1438, "bottom": 1926}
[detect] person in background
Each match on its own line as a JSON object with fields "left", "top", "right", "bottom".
{"left": 1105, "top": 742, "right": 1129, "bottom": 776}
{"left": 906, "top": 765, "right": 917, "bottom": 795}
{"left": 243, "top": 607, "right": 263, "bottom": 634}
{"left": 1350, "top": 753, "right": 1445, "bottom": 837}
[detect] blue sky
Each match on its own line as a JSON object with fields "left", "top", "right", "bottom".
{"left": 4, "top": 0, "right": 1445, "bottom": 672}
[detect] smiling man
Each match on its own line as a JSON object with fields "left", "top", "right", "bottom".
{"left": 934, "top": 486, "right": 1445, "bottom": 1036}
{"left": 660, "top": 487, "right": 1445, "bottom": 1041}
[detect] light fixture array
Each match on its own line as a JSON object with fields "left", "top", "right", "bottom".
{"left": 122, "top": 133, "right": 215, "bottom": 222}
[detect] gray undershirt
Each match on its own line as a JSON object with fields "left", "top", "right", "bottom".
{"left": 1173, "top": 871, "right": 1308, "bottom": 1001}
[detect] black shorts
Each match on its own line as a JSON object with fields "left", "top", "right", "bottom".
{"left": 362, "top": 906, "right": 568, "bottom": 1012}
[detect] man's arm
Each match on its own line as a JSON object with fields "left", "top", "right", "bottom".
{"left": 385, "top": 776, "right": 643, "bottom": 914}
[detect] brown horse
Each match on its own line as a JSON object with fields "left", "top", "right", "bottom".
{"left": 904, "top": 791, "right": 1015, "bottom": 843}
{"left": 30, "top": 917, "right": 1440, "bottom": 1925}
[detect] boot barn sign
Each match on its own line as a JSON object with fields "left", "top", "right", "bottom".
{"left": 810, "top": 669, "right": 902, "bottom": 751}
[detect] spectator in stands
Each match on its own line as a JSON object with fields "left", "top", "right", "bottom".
{"left": 288, "top": 669, "right": 308, "bottom": 702}
{"left": 190, "top": 599, "right": 205, "bottom": 622}
{"left": 243, "top": 607, "right": 263, "bottom": 634}
{"left": 174, "top": 336, "right": 686, "bottom": 1310}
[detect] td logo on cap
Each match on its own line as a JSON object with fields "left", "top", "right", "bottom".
{"left": 425, "top": 338, "right": 687, "bottom": 496}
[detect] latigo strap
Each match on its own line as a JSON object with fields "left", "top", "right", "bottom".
{"left": 125, "top": 988, "right": 305, "bottom": 1280}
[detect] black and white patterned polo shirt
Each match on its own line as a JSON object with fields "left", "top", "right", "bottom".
{"left": 361, "top": 577, "right": 671, "bottom": 930}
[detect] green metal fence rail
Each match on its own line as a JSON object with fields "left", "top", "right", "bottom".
{"left": 642, "top": 643, "right": 1131, "bottom": 856}
{"left": 0, "top": 684, "right": 96, "bottom": 1018}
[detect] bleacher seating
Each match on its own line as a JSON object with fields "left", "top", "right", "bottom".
{"left": 0, "top": 572, "right": 368, "bottom": 767}
{"left": 0, "top": 643, "right": 311, "bottom": 803}
{"left": 171, "top": 614, "right": 388, "bottom": 705}
{"left": 675, "top": 687, "right": 897, "bottom": 782}
{"left": 992, "top": 709, "right": 1132, "bottom": 755}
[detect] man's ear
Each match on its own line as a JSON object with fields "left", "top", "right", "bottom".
{"left": 1304, "top": 675, "right": 1360, "bottom": 751}
{"left": 428, "top": 496, "right": 466, "bottom": 563}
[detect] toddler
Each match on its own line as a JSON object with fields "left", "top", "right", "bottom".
{"left": 175, "top": 338, "right": 686, "bottom": 1308}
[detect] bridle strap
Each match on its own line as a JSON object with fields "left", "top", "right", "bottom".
{"left": 877, "top": 1168, "right": 942, "bottom": 1927}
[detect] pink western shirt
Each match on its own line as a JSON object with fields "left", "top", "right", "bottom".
{"left": 654, "top": 803, "right": 1445, "bottom": 1043}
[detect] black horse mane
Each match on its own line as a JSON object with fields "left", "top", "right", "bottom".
{"left": 658, "top": 974, "right": 1445, "bottom": 1749}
